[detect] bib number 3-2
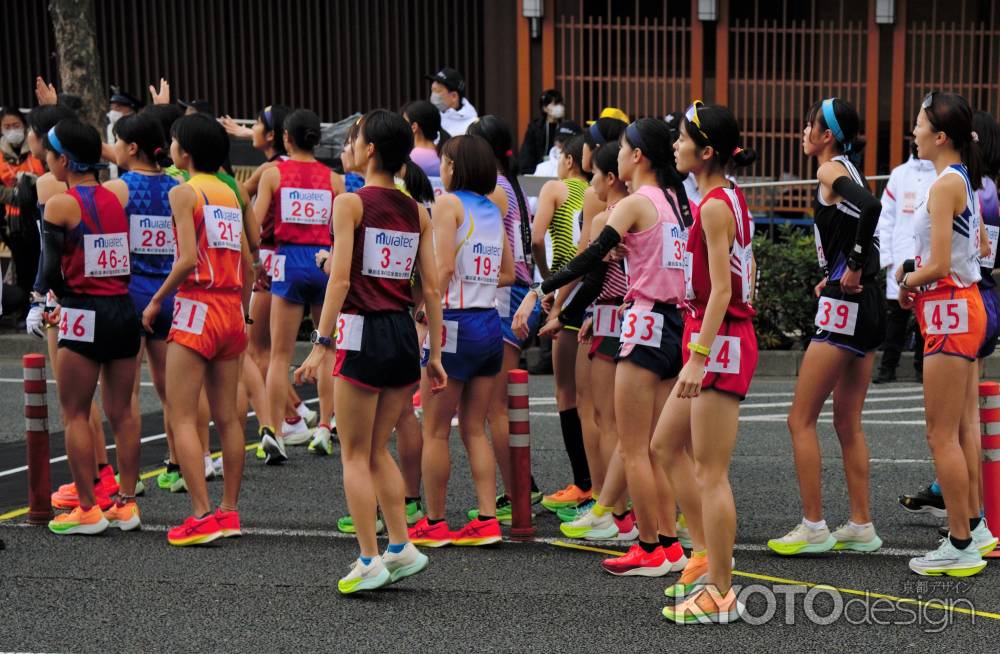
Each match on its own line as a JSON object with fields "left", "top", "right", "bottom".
{"left": 814, "top": 297, "right": 859, "bottom": 336}
{"left": 620, "top": 309, "right": 663, "bottom": 346}
{"left": 924, "top": 299, "right": 969, "bottom": 335}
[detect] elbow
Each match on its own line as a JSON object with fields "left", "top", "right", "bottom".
{"left": 531, "top": 237, "right": 546, "bottom": 252}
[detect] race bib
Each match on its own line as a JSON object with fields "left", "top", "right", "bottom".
{"left": 737, "top": 243, "right": 753, "bottom": 303}
{"left": 512, "top": 222, "right": 526, "bottom": 263}
{"left": 204, "top": 205, "right": 243, "bottom": 251}
{"left": 924, "top": 299, "right": 969, "bottom": 335}
{"left": 662, "top": 224, "right": 687, "bottom": 270}
{"left": 424, "top": 319, "right": 459, "bottom": 354}
{"left": 260, "top": 248, "right": 275, "bottom": 276}
{"left": 280, "top": 188, "right": 332, "bottom": 226}
{"left": 901, "top": 191, "right": 917, "bottom": 215}
{"left": 813, "top": 224, "right": 827, "bottom": 269}
{"left": 171, "top": 297, "right": 208, "bottom": 335}
{"left": 620, "top": 309, "right": 663, "bottom": 346}
{"left": 362, "top": 227, "right": 418, "bottom": 279}
{"left": 129, "top": 215, "right": 174, "bottom": 256}
{"left": 814, "top": 297, "right": 859, "bottom": 335}
{"left": 270, "top": 254, "right": 286, "bottom": 282}
{"left": 691, "top": 332, "right": 741, "bottom": 375}
{"left": 684, "top": 251, "right": 695, "bottom": 300}
{"left": 496, "top": 287, "right": 512, "bottom": 318}
{"left": 83, "top": 232, "right": 129, "bottom": 277}
{"left": 58, "top": 307, "right": 95, "bottom": 343}
{"left": 980, "top": 224, "right": 999, "bottom": 269}
{"left": 334, "top": 313, "right": 364, "bottom": 351}
{"left": 462, "top": 241, "right": 502, "bottom": 285}
{"left": 592, "top": 304, "right": 622, "bottom": 337}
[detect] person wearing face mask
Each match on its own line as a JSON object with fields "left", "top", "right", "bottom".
{"left": 532, "top": 122, "right": 582, "bottom": 178}
{"left": 105, "top": 87, "right": 144, "bottom": 178}
{"left": 517, "top": 89, "right": 568, "bottom": 174}
{"left": 425, "top": 67, "right": 478, "bottom": 136}
{"left": 0, "top": 106, "right": 45, "bottom": 317}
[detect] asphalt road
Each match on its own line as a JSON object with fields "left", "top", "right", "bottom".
{"left": 1, "top": 360, "right": 998, "bottom": 652}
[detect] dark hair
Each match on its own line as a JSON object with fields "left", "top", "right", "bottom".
{"left": 43, "top": 118, "right": 102, "bottom": 166}
{"left": 0, "top": 106, "right": 25, "bottom": 125}
{"left": 973, "top": 111, "right": 1000, "bottom": 183}
{"left": 140, "top": 104, "right": 184, "bottom": 161}
{"left": 172, "top": 113, "right": 229, "bottom": 173}
{"left": 592, "top": 142, "right": 621, "bottom": 178}
{"left": 401, "top": 159, "right": 435, "bottom": 204}
{"left": 283, "top": 108, "right": 322, "bottom": 151}
{"left": 624, "top": 117, "right": 695, "bottom": 226}
{"left": 57, "top": 94, "right": 84, "bottom": 113}
{"left": 402, "top": 100, "right": 443, "bottom": 144}
{"left": 562, "top": 134, "right": 586, "bottom": 173}
{"left": 113, "top": 113, "right": 170, "bottom": 167}
{"left": 27, "top": 104, "right": 76, "bottom": 136}
{"left": 468, "top": 115, "right": 531, "bottom": 263}
{"left": 583, "top": 117, "right": 627, "bottom": 150}
{"left": 259, "top": 104, "right": 291, "bottom": 156}
{"left": 359, "top": 109, "right": 413, "bottom": 174}
{"left": 806, "top": 98, "right": 865, "bottom": 165}
{"left": 924, "top": 93, "right": 984, "bottom": 190}
{"left": 539, "top": 89, "right": 563, "bottom": 113}
{"left": 681, "top": 104, "right": 758, "bottom": 170}
{"left": 441, "top": 135, "right": 497, "bottom": 196}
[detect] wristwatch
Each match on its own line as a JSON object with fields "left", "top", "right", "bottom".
{"left": 310, "top": 329, "right": 332, "bottom": 347}
{"left": 528, "top": 282, "right": 543, "bottom": 294}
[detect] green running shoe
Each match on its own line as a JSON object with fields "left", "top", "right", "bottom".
{"left": 557, "top": 498, "right": 595, "bottom": 523}
{"left": 467, "top": 495, "right": 512, "bottom": 525}
{"left": 531, "top": 490, "right": 543, "bottom": 505}
{"left": 255, "top": 442, "right": 266, "bottom": 460}
{"left": 115, "top": 474, "right": 145, "bottom": 496}
{"left": 337, "top": 514, "right": 385, "bottom": 535}
{"left": 307, "top": 426, "right": 334, "bottom": 456}
{"left": 157, "top": 469, "right": 181, "bottom": 490}
{"left": 406, "top": 499, "right": 425, "bottom": 525}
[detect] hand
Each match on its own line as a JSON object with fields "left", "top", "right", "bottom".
{"left": 579, "top": 317, "right": 593, "bottom": 343}
{"left": 26, "top": 303, "right": 45, "bottom": 338}
{"left": 538, "top": 315, "right": 563, "bottom": 338}
{"left": 898, "top": 286, "right": 916, "bottom": 310}
{"left": 294, "top": 345, "right": 327, "bottom": 385}
{"left": 141, "top": 299, "right": 160, "bottom": 334}
{"left": 425, "top": 357, "right": 448, "bottom": 394}
{"left": 34, "top": 77, "right": 57, "bottom": 105}
{"left": 220, "top": 116, "right": 254, "bottom": 139}
{"left": 814, "top": 276, "right": 827, "bottom": 298}
{"left": 314, "top": 249, "right": 330, "bottom": 269}
{"left": 540, "top": 292, "right": 555, "bottom": 313}
{"left": 512, "top": 291, "right": 539, "bottom": 341}
{"left": 840, "top": 267, "right": 863, "bottom": 294}
{"left": 42, "top": 302, "right": 60, "bottom": 328}
{"left": 894, "top": 264, "right": 906, "bottom": 284}
{"left": 674, "top": 355, "right": 706, "bottom": 399}
{"left": 606, "top": 243, "right": 629, "bottom": 262}
{"left": 148, "top": 78, "right": 170, "bottom": 104}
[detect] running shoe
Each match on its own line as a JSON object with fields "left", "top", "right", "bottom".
{"left": 48, "top": 505, "right": 108, "bottom": 536}
{"left": 169, "top": 475, "right": 187, "bottom": 493}
{"left": 614, "top": 511, "right": 639, "bottom": 541}
{"left": 204, "top": 455, "right": 216, "bottom": 480}
{"left": 541, "top": 484, "right": 592, "bottom": 512}
{"left": 662, "top": 585, "right": 745, "bottom": 624}
{"left": 297, "top": 402, "right": 319, "bottom": 429}
{"left": 831, "top": 522, "right": 883, "bottom": 552}
{"left": 899, "top": 485, "right": 947, "bottom": 518}
{"left": 98, "top": 465, "right": 119, "bottom": 495}
{"left": 972, "top": 519, "right": 999, "bottom": 556}
{"left": 453, "top": 517, "right": 502, "bottom": 546}
{"left": 260, "top": 428, "right": 288, "bottom": 465}
{"left": 307, "top": 425, "right": 334, "bottom": 456}
{"left": 115, "top": 474, "right": 145, "bottom": 496}
{"left": 215, "top": 508, "right": 242, "bottom": 537}
{"left": 602, "top": 542, "right": 687, "bottom": 577}
{"left": 677, "top": 513, "right": 692, "bottom": 549}
{"left": 412, "top": 390, "right": 422, "bottom": 419}
{"left": 767, "top": 521, "right": 836, "bottom": 556}
{"left": 255, "top": 442, "right": 266, "bottom": 460}
{"left": 909, "top": 538, "right": 987, "bottom": 577}
{"left": 282, "top": 418, "right": 314, "bottom": 446}
{"left": 382, "top": 543, "right": 429, "bottom": 584}
{"left": 406, "top": 499, "right": 426, "bottom": 526}
{"left": 408, "top": 517, "right": 453, "bottom": 547}
{"left": 51, "top": 484, "right": 113, "bottom": 511}
{"left": 337, "top": 515, "right": 385, "bottom": 535}
{"left": 557, "top": 498, "right": 596, "bottom": 523}
{"left": 167, "top": 514, "right": 224, "bottom": 546}
{"left": 665, "top": 551, "right": 708, "bottom": 599}
{"left": 467, "top": 495, "right": 512, "bottom": 525}
{"left": 338, "top": 557, "right": 390, "bottom": 594}
{"left": 104, "top": 500, "right": 141, "bottom": 531}
{"left": 560, "top": 507, "right": 617, "bottom": 540}
{"left": 157, "top": 468, "right": 180, "bottom": 490}
{"left": 212, "top": 456, "right": 224, "bottom": 478}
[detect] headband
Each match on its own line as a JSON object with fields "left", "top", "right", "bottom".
{"left": 821, "top": 99, "right": 851, "bottom": 153}
{"left": 625, "top": 122, "right": 647, "bottom": 152}
{"left": 588, "top": 122, "right": 605, "bottom": 146}
{"left": 46, "top": 127, "right": 107, "bottom": 173}
{"left": 263, "top": 107, "right": 273, "bottom": 130}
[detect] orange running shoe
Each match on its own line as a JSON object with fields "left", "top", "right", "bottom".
{"left": 104, "top": 500, "right": 141, "bottom": 531}
{"left": 408, "top": 517, "right": 453, "bottom": 547}
{"left": 51, "top": 483, "right": 114, "bottom": 511}
{"left": 215, "top": 508, "right": 242, "bottom": 537}
{"left": 48, "top": 505, "right": 109, "bottom": 536}
{"left": 453, "top": 517, "right": 502, "bottom": 546}
{"left": 664, "top": 551, "right": 709, "bottom": 599}
{"left": 167, "top": 514, "right": 223, "bottom": 546}
{"left": 540, "top": 484, "right": 592, "bottom": 512}
{"left": 662, "top": 585, "right": 744, "bottom": 624}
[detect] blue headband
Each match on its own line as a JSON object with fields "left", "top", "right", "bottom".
{"left": 625, "top": 122, "right": 647, "bottom": 152}
{"left": 46, "top": 127, "right": 107, "bottom": 173}
{"left": 821, "top": 98, "right": 851, "bottom": 153}
{"left": 588, "top": 122, "right": 605, "bottom": 146}
{"left": 263, "top": 108, "right": 273, "bottom": 130}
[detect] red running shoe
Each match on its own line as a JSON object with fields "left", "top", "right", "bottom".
{"left": 453, "top": 517, "right": 502, "bottom": 546}
{"left": 602, "top": 543, "right": 687, "bottom": 577}
{"left": 167, "top": 514, "right": 223, "bottom": 546}
{"left": 408, "top": 517, "right": 453, "bottom": 547}
{"left": 215, "top": 508, "right": 242, "bottom": 537}
{"left": 51, "top": 483, "right": 114, "bottom": 511}
{"left": 613, "top": 511, "right": 639, "bottom": 541}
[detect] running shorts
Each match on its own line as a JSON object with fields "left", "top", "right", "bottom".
{"left": 811, "top": 282, "right": 887, "bottom": 356}
{"left": 682, "top": 315, "right": 759, "bottom": 401}
{"left": 423, "top": 308, "right": 503, "bottom": 383}
{"left": 977, "top": 283, "right": 1000, "bottom": 359}
{"left": 270, "top": 243, "right": 328, "bottom": 306}
{"left": 167, "top": 289, "right": 247, "bottom": 361}
{"left": 335, "top": 310, "right": 421, "bottom": 391}
{"left": 129, "top": 272, "right": 174, "bottom": 340}
{"left": 589, "top": 302, "right": 623, "bottom": 362}
{"left": 497, "top": 283, "right": 541, "bottom": 350}
{"left": 917, "top": 284, "right": 987, "bottom": 362}
{"left": 57, "top": 293, "right": 141, "bottom": 363}
{"left": 614, "top": 300, "right": 684, "bottom": 380}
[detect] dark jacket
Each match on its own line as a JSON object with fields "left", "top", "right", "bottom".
{"left": 517, "top": 118, "right": 563, "bottom": 174}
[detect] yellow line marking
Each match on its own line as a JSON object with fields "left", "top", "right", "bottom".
{"left": 0, "top": 507, "right": 28, "bottom": 521}
{"left": 550, "top": 540, "right": 1000, "bottom": 621}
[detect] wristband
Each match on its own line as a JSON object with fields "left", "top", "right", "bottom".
{"left": 245, "top": 314, "right": 254, "bottom": 325}
{"left": 687, "top": 342, "right": 711, "bottom": 357}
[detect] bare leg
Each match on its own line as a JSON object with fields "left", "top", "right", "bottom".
{"left": 166, "top": 344, "right": 210, "bottom": 515}
{"left": 459, "top": 375, "right": 499, "bottom": 516}
{"left": 206, "top": 357, "right": 244, "bottom": 512}
{"left": 370, "top": 385, "right": 414, "bottom": 545}
{"left": 101, "top": 357, "right": 140, "bottom": 496}
{"left": 421, "top": 372, "right": 464, "bottom": 520}
{"left": 394, "top": 393, "right": 423, "bottom": 498}
{"left": 56, "top": 349, "right": 101, "bottom": 508}
{"left": 335, "top": 377, "right": 380, "bottom": 557}
{"left": 830, "top": 353, "right": 876, "bottom": 524}
{"left": 575, "top": 341, "right": 603, "bottom": 494}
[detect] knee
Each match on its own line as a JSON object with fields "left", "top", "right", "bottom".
{"left": 832, "top": 414, "right": 861, "bottom": 440}
{"left": 786, "top": 410, "right": 813, "bottom": 435}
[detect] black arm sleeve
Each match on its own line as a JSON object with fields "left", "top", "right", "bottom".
{"left": 540, "top": 225, "right": 622, "bottom": 294}
{"left": 832, "top": 176, "right": 881, "bottom": 267}
{"left": 41, "top": 220, "right": 67, "bottom": 297}
{"left": 559, "top": 263, "right": 608, "bottom": 326}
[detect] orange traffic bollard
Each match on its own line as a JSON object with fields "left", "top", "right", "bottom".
{"left": 508, "top": 369, "right": 534, "bottom": 539}
{"left": 24, "top": 353, "right": 52, "bottom": 525}
{"left": 980, "top": 381, "right": 1000, "bottom": 557}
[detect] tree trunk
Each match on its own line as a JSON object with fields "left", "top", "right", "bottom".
{"left": 48, "top": 0, "right": 106, "bottom": 133}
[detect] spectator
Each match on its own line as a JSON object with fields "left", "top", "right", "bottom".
{"left": 426, "top": 67, "right": 478, "bottom": 136}
{"left": 531, "top": 121, "right": 582, "bottom": 177}
{"left": 517, "top": 89, "right": 567, "bottom": 174}
{"left": 107, "top": 85, "right": 143, "bottom": 124}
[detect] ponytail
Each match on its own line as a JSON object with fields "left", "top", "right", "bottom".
{"left": 924, "top": 92, "right": 985, "bottom": 191}
{"left": 401, "top": 156, "right": 435, "bottom": 205}
{"left": 624, "top": 117, "right": 693, "bottom": 227}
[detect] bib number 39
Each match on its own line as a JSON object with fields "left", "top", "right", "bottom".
{"left": 58, "top": 308, "right": 96, "bottom": 343}
{"left": 620, "top": 309, "right": 663, "bottom": 346}
{"left": 814, "top": 297, "right": 859, "bottom": 336}
{"left": 924, "top": 299, "right": 969, "bottom": 335}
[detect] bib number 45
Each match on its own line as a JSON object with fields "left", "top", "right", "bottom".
{"left": 923, "top": 299, "right": 969, "bottom": 335}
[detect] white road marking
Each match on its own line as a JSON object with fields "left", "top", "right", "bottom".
{"left": 742, "top": 394, "right": 924, "bottom": 410}
{"left": 0, "top": 377, "right": 155, "bottom": 387}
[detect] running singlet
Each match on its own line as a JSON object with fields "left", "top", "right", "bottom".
{"left": 978, "top": 176, "right": 999, "bottom": 289}
{"left": 496, "top": 174, "right": 532, "bottom": 284}
{"left": 343, "top": 186, "right": 421, "bottom": 313}
{"left": 685, "top": 184, "right": 756, "bottom": 320}
{"left": 444, "top": 190, "right": 504, "bottom": 309}
{"left": 914, "top": 164, "right": 982, "bottom": 290}
{"left": 179, "top": 173, "right": 244, "bottom": 293}
{"left": 410, "top": 147, "right": 441, "bottom": 178}
{"left": 272, "top": 159, "right": 334, "bottom": 246}
{"left": 257, "top": 155, "right": 288, "bottom": 247}
{"left": 622, "top": 185, "right": 686, "bottom": 305}
{"left": 123, "top": 172, "right": 178, "bottom": 277}
{"left": 550, "top": 178, "right": 587, "bottom": 273}
{"left": 596, "top": 200, "right": 629, "bottom": 303}
{"left": 61, "top": 185, "right": 131, "bottom": 296}
{"left": 813, "top": 155, "right": 880, "bottom": 281}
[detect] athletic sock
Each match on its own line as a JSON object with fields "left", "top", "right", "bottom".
{"left": 405, "top": 496, "right": 422, "bottom": 505}
{"left": 803, "top": 518, "right": 827, "bottom": 531}
{"left": 930, "top": 480, "right": 942, "bottom": 495}
{"left": 386, "top": 542, "right": 406, "bottom": 554}
{"left": 613, "top": 512, "right": 629, "bottom": 520}
{"left": 558, "top": 408, "right": 591, "bottom": 491}
{"left": 593, "top": 503, "right": 611, "bottom": 517}
{"left": 531, "top": 476, "right": 540, "bottom": 493}
{"left": 166, "top": 462, "right": 180, "bottom": 473}
{"left": 359, "top": 555, "right": 374, "bottom": 566}
{"left": 848, "top": 520, "right": 872, "bottom": 530}
{"left": 476, "top": 515, "right": 495, "bottom": 522}
{"left": 658, "top": 534, "right": 679, "bottom": 548}
{"left": 950, "top": 535, "right": 973, "bottom": 550}
{"left": 971, "top": 517, "right": 983, "bottom": 532}
{"left": 638, "top": 540, "right": 659, "bottom": 553}
{"left": 428, "top": 517, "right": 446, "bottom": 526}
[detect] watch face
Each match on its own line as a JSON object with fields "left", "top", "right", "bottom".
{"left": 310, "top": 330, "right": 319, "bottom": 343}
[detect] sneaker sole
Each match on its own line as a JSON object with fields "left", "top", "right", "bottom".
{"left": 411, "top": 539, "right": 452, "bottom": 548}
{"left": 308, "top": 442, "right": 333, "bottom": 456}
{"left": 662, "top": 601, "right": 745, "bottom": 624}
{"left": 387, "top": 555, "right": 429, "bottom": 583}
{"left": 614, "top": 527, "right": 638, "bottom": 541}
{"left": 168, "top": 531, "right": 223, "bottom": 547}
{"left": 899, "top": 503, "right": 947, "bottom": 518}
{"left": 978, "top": 538, "right": 999, "bottom": 556}
{"left": 221, "top": 529, "right": 242, "bottom": 538}
{"left": 541, "top": 499, "right": 587, "bottom": 512}
{"left": 453, "top": 536, "right": 502, "bottom": 546}
{"left": 665, "top": 575, "right": 708, "bottom": 599}
{"left": 602, "top": 560, "right": 676, "bottom": 577}
{"left": 338, "top": 569, "right": 391, "bottom": 594}
{"left": 169, "top": 479, "right": 187, "bottom": 493}
{"left": 767, "top": 535, "right": 836, "bottom": 556}
{"left": 108, "top": 517, "right": 142, "bottom": 531}
{"left": 909, "top": 561, "right": 988, "bottom": 577}
{"left": 48, "top": 518, "right": 109, "bottom": 535}
{"left": 833, "top": 535, "right": 883, "bottom": 552}
{"left": 282, "top": 430, "right": 315, "bottom": 446}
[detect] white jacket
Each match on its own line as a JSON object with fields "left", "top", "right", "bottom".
{"left": 440, "top": 98, "right": 479, "bottom": 136}
{"left": 878, "top": 156, "right": 937, "bottom": 299}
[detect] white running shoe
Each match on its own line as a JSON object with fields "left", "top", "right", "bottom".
{"left": 767, "top": 521, "right": 836, "bottom": 556}
{"left": 297, "top": 403, "right": 319, "bottom": 429}
{"left": 308, "top": 426, "right": 334, "bottom": 456}
{"left": 972, "top": 518, "right": 999, "bottom": 556}
{"left": 203, "top": 455, "right": 215, "bottom": 480}
{"left": 909, "top": 537, "right": 986, "bottom": 577}
{"left": 261, "top": 431, "right": 288, "bottom": 465}
{"left": 831, "top": 522, "right": 883, "bottom": 552}
{"left": 560, "top": 508, "right": 618, "bottom": 540}
{"left": 282, "top": 418, "right": 314, "bottom": 446}
{"left": 338, "top": 556, "right": 390, "bottom": 594}
{"left": 212, "top": 456, "right": 224, "bottom": 478}
{"left": 382, "top": 543, "right": 429, "bottom": 583}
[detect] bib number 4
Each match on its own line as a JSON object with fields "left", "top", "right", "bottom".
{"left": 690, "top": 332, "right": 741, "bottom": 374}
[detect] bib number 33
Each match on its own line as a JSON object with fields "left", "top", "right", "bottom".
{"left": 621, "top": 309, "right": 663, "bottom": 346}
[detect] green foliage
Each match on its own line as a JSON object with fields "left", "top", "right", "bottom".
{"left": 751, "top": 226, "right": 824, "bottom": 349}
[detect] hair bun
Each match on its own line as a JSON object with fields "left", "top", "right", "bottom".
{"left": 731, "top": 146, "right": 758, "bottom": 168}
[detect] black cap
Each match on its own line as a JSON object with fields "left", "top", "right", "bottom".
{"left": 179, "top": 99, "right": 214, "bottom": 115}
{"left": 425, "top": 67, "right": 466, "bottom": 95}
{"left": 556, "top": 121, "right": 583, "bottom": 137}
{"left": 108, "top": 86, "right": 143, "bottom": 111}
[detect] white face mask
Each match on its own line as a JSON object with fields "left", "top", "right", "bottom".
{"left": 107, "top": 110, "right": 124, "bottom": 124}
{"left": 546, "top": 103, "right": 565, "bottom": 120}
{"left": 429, "top": 92, "right": 449, "bottom": 112}
{"left": 2, "top": 128, "right": 25, "bottom": 148}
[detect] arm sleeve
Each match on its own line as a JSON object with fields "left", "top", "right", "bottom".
{"left": 559, "top": 263, "right": 608, "bottom": 326}
{"left": 832, "top": 175, "right": 882, "bottom": 268}
{"left": 540, "top": 225, "right": 622, "bottom": 294}
{"left": 41, "top": 221, "right": 67, "bottom": 297}
{"left": 877, "top": 173, "right": 898, "bottom": 269}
